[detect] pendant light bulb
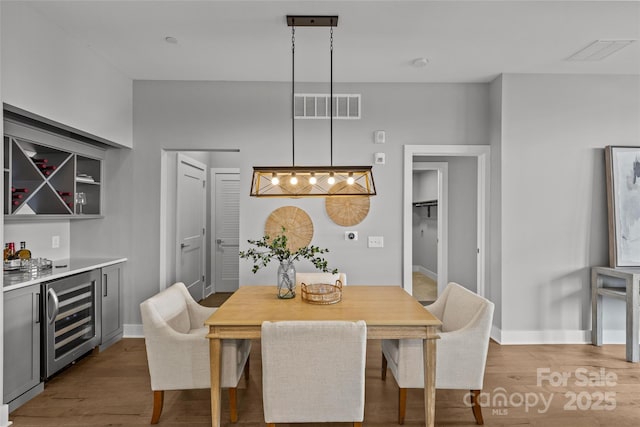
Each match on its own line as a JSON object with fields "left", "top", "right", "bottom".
{"left": 290, "top": 173, "right": 298, "bottom": 185}
{"left": 346, "top": 172, "right": 355, "bottom": 185}
{"left": 327, "top": 172, "right": 336, "bottom": 185}
{"left": 308, "top": 173, "right": 317, "bottom": 185}
{"left": 271, "top": 173, "right": 280, "bottom": 186}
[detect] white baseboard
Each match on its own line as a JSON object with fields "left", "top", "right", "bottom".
{"left": 490, "top": 325, "right": 502, "bottom": 344}
{"left": 412, "top": 265, "right": 437, "bottom": 281}
{"left": 123, "top": 324, "right": 144, "bottom": 338}
{"left": 490, "top": 327, "right": 627, "bottom": 345}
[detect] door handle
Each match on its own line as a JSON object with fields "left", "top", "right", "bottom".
{"left": 104, "top": 274, "right": 108, "bottom": 297}
{"left": 216, "top": 239, "right": 224, "bottom": 244}
{"left": 35, "top": 293, "right": 41, "bottom": 324}
{"left": 47, "top": 288, "right": 60, "bottom": 325}
{"left": 181, "top": 243, "right": 190, "bottom": 249}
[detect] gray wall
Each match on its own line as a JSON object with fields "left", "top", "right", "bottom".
{"left": 489, "top": 75, "right": 503, "bottom": 330}
{"left": 499, "top": 74, "right": 639, "bottom": 339}
{"left": 127, "top": 81, "right": 490, "bottom": 324}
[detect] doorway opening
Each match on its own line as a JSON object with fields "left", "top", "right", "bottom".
{"left": 159, "top": 149, "right": 241, "bottom": 299}
{"left": 403, "top": 145, "right": 490, "bottom": 297}
{"left": 412, "top": 163, "right": 448, "bottom": 302}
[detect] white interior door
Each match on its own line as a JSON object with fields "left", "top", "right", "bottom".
{"left": 176, "top": 154, "right": 207, "bottom": 301}
{"left": 212, "top": 169, "right": 240, "bottom": 293}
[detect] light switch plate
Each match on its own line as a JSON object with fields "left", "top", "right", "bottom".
{"left": 368, "top": 236, "right": 384, "bottom": 248}
{"left": 52, "top": 235, "right": 60, "bottom": 248}
{"left": 374, "top": 130, "right": 386, "bottom": 144}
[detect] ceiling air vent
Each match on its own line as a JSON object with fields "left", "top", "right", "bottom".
{"left": 566, "top": 40, "right": 636, "bottom": 61}
{"left": 294, "top": 94, "right": 361, "bottom": 119}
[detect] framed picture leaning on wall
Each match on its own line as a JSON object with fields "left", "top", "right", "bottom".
{"left": 605, "top": 145, "right": 640, "bottom": 267}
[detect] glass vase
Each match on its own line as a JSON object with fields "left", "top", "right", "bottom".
{"left": 277, "top": 260, "right": 296, "bottom": 299}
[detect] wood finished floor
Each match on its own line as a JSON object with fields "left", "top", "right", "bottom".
{"left": 8, "top": 338, "right": 640, "bottom": 426}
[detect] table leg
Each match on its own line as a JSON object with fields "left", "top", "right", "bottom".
{"left": 591, "top": 269, "right": 603, "bottom": 346}
{"left": 423, "top": 335, "right": 436, "bottom": 427}
{"left": 626, "top": 276, "right": 639, "bottom": 362}
{"left": 210, "top": 337, "right": 222, "bottom": 427}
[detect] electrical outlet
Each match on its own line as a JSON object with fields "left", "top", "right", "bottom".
{"left": 368, "top": 236, "right": 384, "bottom": 248}
{"left": 345, "top": 231, "right": 358, "bottom": 241}
{"left": 52, "top": 235, "right": 60, "bottom": 249}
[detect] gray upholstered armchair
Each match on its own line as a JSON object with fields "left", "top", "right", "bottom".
{"left": 140, "top": 282, "right": 251, "bottom": 424}
{"left": 382, "top": 282, "right": 494, "bottom": 425}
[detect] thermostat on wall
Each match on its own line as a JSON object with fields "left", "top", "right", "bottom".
{"left": 374, "top": 152, "right": 386, "bottom": 165}
{"left": 374, "top": 130, "right": 386, "bottom": 144}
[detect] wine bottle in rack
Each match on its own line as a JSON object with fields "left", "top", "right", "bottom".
{"left": 38, "top": 165, "right": 57, "bottom": 171}
{"left": 11, "top": 187, "right": 29, "bottom": 193}
{"left": 32, "top": 158, "right": 48, "bottom": 164}
{"left": 57, "top": 191, "right": 72, "bottom": 196}
{"left": 12, "top": 194, "right": 23, "bottom": 200}
{"left": 11, "top": 200, "right": 20, "bottom": 206}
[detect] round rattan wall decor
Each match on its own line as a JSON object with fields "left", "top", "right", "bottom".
{"left": 264, "top": 206, "right": 314, "bottom": 251}
{"left": 325, "top": 182, "right": 370, "bottom": 227}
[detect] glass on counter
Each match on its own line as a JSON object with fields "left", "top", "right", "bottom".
{"left": 19, "top": 257, "right": 52, "bottom": 273}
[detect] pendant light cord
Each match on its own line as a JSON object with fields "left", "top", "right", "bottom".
{"left": 291, "top": 24, "right": 296, "bottom": 166}
{"left": 330, "top": 23, "right": 334, "bottom": 166}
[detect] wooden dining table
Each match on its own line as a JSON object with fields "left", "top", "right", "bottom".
{"left": 205, "top": 285, "right": 441, "bottom": 427}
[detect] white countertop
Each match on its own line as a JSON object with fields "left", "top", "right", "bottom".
{"left": 3, "top": 257, "right": 127, "bottom": 292}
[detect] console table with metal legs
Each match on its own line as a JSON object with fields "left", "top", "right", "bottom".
{"left": 591, "top": 266, "right": 640, "bottom": 362}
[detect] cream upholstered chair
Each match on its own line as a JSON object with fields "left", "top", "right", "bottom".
{"left": 381, "top": 282, "right": 494, "bottom": 425}
{"left": 140, "top": 282, "right": 251, "bottom": 424}
{"left": 295, "top": 272, "right": 347, "bottom": 286}
{"left": 261, "top": 320, "right": 367, "bottom": 427}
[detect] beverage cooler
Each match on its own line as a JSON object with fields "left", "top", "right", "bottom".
{"left": 42, "top": 269, "right": 101, "bottom": 378}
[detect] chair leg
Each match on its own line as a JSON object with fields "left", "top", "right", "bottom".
{"left": 151, "top": 390, "right": 164, "bottom": 424}
{"left": 470, "top": 389, "right": 484, "bottom": 425}
{"left": 266, "top": 424, "right": 276, "bottom": 427}
{"left": 398, "top": 388, "right": 407, "bottom": 425}
{"left": 354, "top": 422, "right": 363, "bottom": 427}
{"left": 244, "top": 356, "right": 251, "bottom": 382}
{"left": 229, "top": 388, "right": 238, "bottom": 423}
{"left": 381, "top": 351, "right": 387, "bottom": 380}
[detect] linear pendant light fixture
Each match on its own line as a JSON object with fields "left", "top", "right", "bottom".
{"left": 250, "top": 15, "right": 376, "bottom": 198}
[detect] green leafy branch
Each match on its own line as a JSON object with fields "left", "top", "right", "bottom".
{"left": 239, "top": 227, "right": 338, "bottom": 274}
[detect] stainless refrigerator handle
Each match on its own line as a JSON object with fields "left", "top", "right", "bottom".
{"left": 104, "top": 274, "right": 108, "bottom": 297}
{"left": 47, "top": 287, "right": 60, "bottom": 325}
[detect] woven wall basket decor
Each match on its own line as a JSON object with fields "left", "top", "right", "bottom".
{"left": 325, "top": 182, "right": 370, "bottom": 226}
{"left": 264, "top": 206, "right": 314, "bottom": 251}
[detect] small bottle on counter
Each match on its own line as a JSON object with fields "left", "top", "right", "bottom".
{"left": 4, "top": 242, "right": 16, "bottom": 261}
{"left": 17, "top": 241, "right": 32, "bottom": 260}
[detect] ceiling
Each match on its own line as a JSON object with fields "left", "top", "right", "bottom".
{"left": 23, "top": 0, "right": 640, "bottom": 83}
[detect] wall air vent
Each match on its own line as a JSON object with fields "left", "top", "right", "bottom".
{"left": 294, "top": 94, "right": 361, "bottom": 119}
{"left": 566, "top": 40, "right": 636, "bottom": 61}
